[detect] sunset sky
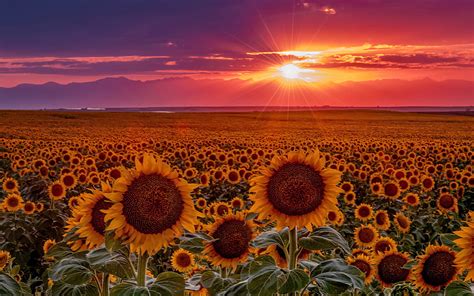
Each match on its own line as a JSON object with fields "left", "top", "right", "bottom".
{"left": 0, "top": 0, "right": 473, "bottom": 107}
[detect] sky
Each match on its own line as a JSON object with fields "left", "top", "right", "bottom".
{"left": 0, "top": 0, "right": 473, "bottom": 106}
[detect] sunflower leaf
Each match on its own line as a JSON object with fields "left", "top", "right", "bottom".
{"left": 298, "top": 226, "right": 351, "bottom": 254}
{"left": 86, "top": 248, "right": 135, "bottom": 279}
{"left": 51, "top": 257, "right": 93, "bottom": 286}
{"left": 278, "top": 268, "right": 310, "bottom": 294}
{"left": 110, "top": 282, "right": 150, "bottom": 296}
{"left": 149, "top": 272, "right": 185, "bottom": 296}
{"left": 310, "top": 259, "right": 364, "bottom": 294}
{"left": 51, "top": 281, "right": 99, "bottom": 296}
{"left": 0, "top": 273, "right": 21, "bottom": 296}
{"left": 252, "top": 228, "right": 288, "bottom": 249}
{"left": 444, "top": 281, "right": 473, "bottom": 296}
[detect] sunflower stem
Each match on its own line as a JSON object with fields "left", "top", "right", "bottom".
{"left": 101, "top": 273, "right": 109, "bottom": 296}
{"left": 288, "top": 227, "right": 298, "bottom": 270}
{"left": 137, "top": 253, "right": 149, "bottom": 286}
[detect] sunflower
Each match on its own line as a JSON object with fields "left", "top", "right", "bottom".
{"left": 75, "top": 184, "right": 114, "bottom": 249}
{"left": 195, "top": 197, "right": 207, "bottom": 210}
{"left": 403, "top": 193, "right": 420, "bottom": 207}
{"left": 374, "top": 210, "right": 390, "bottom": 231}
{"left": 383, "top": 181, "right": 401, "bottom": 199}
{"left": 43, "top": 239, "right": 56, "bottom": 255}
{"left": 373, "top": 237, "right": 397, "bottom": 254}
{"left": 412, "top": 245, "right": 459, "bottom": 292}
{"left": 64, "top": 210, "right": 87, "bottom": 252}
{"left": 68, "top": 196, "right": 81, "bottom": 209}
{"left": 326, "top": 209, "right": 344, "bottom": 226}
{"left": 171, "top": 249, "right": 195, "bottom": 273}
{"left": 212, "top": 202, "right": 231, "bottom": 217}
{"left": 355, "top": 203, "right": 374, "bottom": 222}
{"left": 437, "top": 193, "right": 458, "bottom": 213}
{"left": 394, "top": 213, "right": 411, "bottom": 233}
{"left": 104, "top": 154, "right": 200, "bottom": 255}
{"left": 340, "top": 181, "right": 353, "bottom": 193}
{"left": 36, "top": 202, "right": 44, "bottom": 212}
{"left": 61, "top": 173, "right": 77, "bottom": 189}
{"left": 343, "top": 191, "right": 356, "bottom": 205}
{"left": 230, "top": 197, "right": 244, "bottom": 210}
{"left": 375, "top": 250, "right": 411, "bottom": 288}
{"left": 226, "top": 169, "right": 241, "bottom": 184}
{"left": 0, "top": 250, "right": 11, "bottom": 271}
{"left": 3, "top": 194, "right": 24, "bottom": 212}
{"left": 420, "top": 176, "right": 435, "bottom": 191}
{"left": 371, "top": 182, "right": 383, "bottom": 195}
{"left": 354, "top": 224, "right": 379, "bottom": 248}
{"left": 453, "top": 220, "right": 474, "bottom": 281}
{"left": 2, "top": 177, "right": 18, "bottom": 193}
{"left": 49, "top": 181, "right": 66, "bottom": 200}
{"left": 348, "top": 254, "right": 375, "bottom": 284}
{"left": 250, "top": 151, "right": 341, "bottom": 230}
{"left": 23, "top": 201, "right": 36, "bottom": 215}
{"left": 203, "top": 212, "right": 255, "bottom": 269}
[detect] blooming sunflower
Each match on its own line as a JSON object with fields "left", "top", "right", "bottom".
{"left": 326, "top": 209, "right": 344, "bottom": 226}
{"left": 375, "top": 250, "right": 411, "bottom": 288}
{"left": 2, "top": 177, "right": 18, "bottom": 193}
{"left": 230, "top": 197, "right": 244, "bottom": 210}
{"left": 49, "top": 181, "right": 66, "bottom": 200}
{"left": 61, "top": 173, "right": 77, "bottom": 189}
{"left": 374, "top": 210, "right": 390, "bottom": 231}
{"left": 203, "top": 212, "right": 255, "bottom": 269}
{"left": 394, "top": 213, "right": 411, "bottom": 233}
{"left": 0, "top": 250, "right": 11, "bottom": 271}
{"left": 250, "top": 151, "right": 341, "bottom": 230}
{"left": 403, "top": 193, "right": 420, "bottom": 207}
{"left": 420, "top": 176, "right": 435, "bottom": 191}
{"left": 104, "top": 154, "right": 200, "bottom": 255}
{"left": 75, "top": 184, "right": 114, "bottom": 249}
{"left": 195, "top": 197, "right": 207, "bottom": 210}
{"left": 355, "top": 203, "right": 373, "bottom": 222}
{"left": 412, "top": 245, "right": 459, "bottom": 292}
{"left": 212, "top": 202, "right": 231, "bottom": 217}
{"left": 453, "top": 220, "right": 474, "bottom": 281}
{"left": 23, "top": 201, "right": 36, "bottom": 215}
{"left": 354, "top": 224, "right": 379, "bottom": 248}
{"left": 43, "top": 239, "right": 56, "bottom": 256}
{"left": 348, "top": 254, "right": 375, "bottom": 284}
{"left": 3, "top": 193, "right": 24, "bottom": 212}
{"left": 437, "top": 193, "right": 458, "bottom": 213}
{"left": 383, "top": 181, "right": 401, "bottom": 200}
{"left": 171, "top": 249, "right": 195, "bottom": 273}
{"left": 373, "top": 236, "right": 397, "bottom": 255}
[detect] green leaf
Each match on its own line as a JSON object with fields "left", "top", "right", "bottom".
{"left": 0, "top": 273, "right": 21, "bottom": 296}
{"left": 245, "top": 256, "right": 285, "bottom": 296}
{"left": 252, "top": 228, "right": 288, "bottom": 249}
{"left": 105, "top": 231, "right": 124, "bottom": 252}
{"left": 200, "top": 271, "right": 234, "bottom": 295}
{"left": 149, "top": 272, "right": 185, "bottom": 296}
{"left": 444, "top": 281, "right": 473, "bottom": 296}
{"left": 51, "top": 282, "right": 99, "bottom": 296}
{"left": 179, "top": 232, "right": 213, "bottom": 253}
{"left": 51, "top": 258, "right": 93, "bottom": 285}
{"left": 87, "top": 248, "right": 135, "bottom": 279}
{"left": 278, "top": 268, "right": 310, "bottom": 294}
{"left": 46, "top": 242, "right": 73, "bottom": 258}
{"left": 220, "top": 281, "right": 249, "bottom": 296}
{"left": 298, "top": 226, "right": 351, "bottom": 254}
{"left": 110, "top": 282, "right": 150, "bottom": 296}
{"left": 311, "top": 259, "right": 364, "bottom": 295}
{"left": 440, "top": 233, "right": 460, "bottom": 250}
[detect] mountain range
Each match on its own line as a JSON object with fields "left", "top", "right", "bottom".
{"left": 0, "top": 77, "right": 473, "bottom": 109}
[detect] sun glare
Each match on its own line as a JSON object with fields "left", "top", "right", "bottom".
{"left": 278, "top": 64, "right": 315, "bottom": 81}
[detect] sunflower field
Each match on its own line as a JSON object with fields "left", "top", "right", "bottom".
{"left": 0, "top": 110, "right": 473, "bottom": 296}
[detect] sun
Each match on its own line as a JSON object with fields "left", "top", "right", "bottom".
{"left": 278, "top": 63, "right": 315, "bottom": 81}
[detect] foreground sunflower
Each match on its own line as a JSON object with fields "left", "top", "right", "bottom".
{"left": 2, "top": 177, "right": 18, "bottom": 193}
{"left": 412, "top": 245, "right": 459, "bottom": 292}
{"left": 3, "top": 193, "right": 24, "bottom": 212}
{"left": 171, "top": 249, "right": 195, "bottom": 273}
{"left": 104, "top": 154, "right": 200, "bottom": 255}
{"left": 355, "top": 203, "right": 373, "bottom": 222}
{"left": 203, "top": 212, "right": 255, "bottom": 269}
{"left": 453, "top": 220, "right": 474, "bottom": 281}
{"left": 250, "top": 150, "right": 341, "bottom": 230}
{"left": 76, "top": 183, "right": 113, "bottom": 249}
{"left": 354, "top": 224, "right": 379, "bottom": 248}
{"left": 375, "top": 250, "right": 411, "bottom": 288}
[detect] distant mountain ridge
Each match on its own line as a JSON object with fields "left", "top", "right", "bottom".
{"left": 0, "top": 77, "right": 473, "bottom": 109}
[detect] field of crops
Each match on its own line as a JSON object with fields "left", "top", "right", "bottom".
{"left": 0, "top": 110, "right": 473, "bottom": 295}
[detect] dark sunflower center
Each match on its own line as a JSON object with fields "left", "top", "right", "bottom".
{"left": 176, "top": 253, "right": 192, "bottom": 267}
{"left": 122, "top": 174, "right": 184, "bottom": 234}
{"left": 217, "top": 205, "right": 229, "bottom": 216}
{"left": 376, "top": 213, "right": 387, "bottom": 225}
{"left": 407, "top": 195, "right": 416, "bottom": 204}
{"left": 378, "top": 254, "right": 409, "bottom": 284}
{"left": 24, "top": 203, "right": 35, "bottom": 212}
{"left": 92, "top": 198, "right": 112, "bottom": 235}
{"left": 384, "top": 183, "right": 398, "bottom": 197}
{"left": 5, "top": 181, "right": 15, "bottom": 190}
{"left": 7, "top": 197, "right": 19, "bottom": 207}
{"left": 359, "top": 228, "right": 375, "bottom": 243}
{"left": 421, "top": 251, "right": 456, "bottom": 287}
{"left": 51, "top": 184, "right": 64, "bottom": 196}
{"left": 328, "top": 211, "right": 337, "bottom": 221}
{"left": 352, "top": 260, "right": 371, "bottom": 277}
{"left": 212, "top": 219, "right": 252, "bottom": 259}
{"left": 375, "top": 241, "right": 391, "bottom": 253}
{"left": 439, "top": 195, "right": 454, "bottom": 208}
{"left": 267, "top": 163, "right": 324, "bottom": 216}
{"left": 63, "top": 176, "right": 75, "bottom": 187}
{"left": 423, "top": 179, "right": 433, "bottom": 188}
{"left": 228, "top": 172, "right": 239, "bottom": 182}
{"left": 397, "top": 216, "right": 409, "bottom": 228}
{"left": 358, "top": 207, "right": 370, "bottom": 217}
